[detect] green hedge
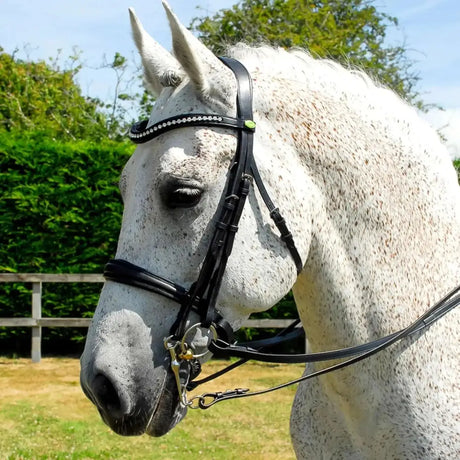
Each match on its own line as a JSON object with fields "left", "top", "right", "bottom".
{"left": 0, "top": 132, "right": 133, "bottom": 354}
{"left": 0, "top": 131, "right": 458, "bottom": 355}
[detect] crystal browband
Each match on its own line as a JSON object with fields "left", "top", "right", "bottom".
{"left": 129, "top": 113, "right": 256, "bottom": 144}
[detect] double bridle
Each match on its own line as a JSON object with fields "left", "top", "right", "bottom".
{"left": 103, "top": 57, "right": 460, "bottom": 409}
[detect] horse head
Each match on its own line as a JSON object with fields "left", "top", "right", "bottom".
{"left": 80, "top": 1, "right": 310, "bottom": 436}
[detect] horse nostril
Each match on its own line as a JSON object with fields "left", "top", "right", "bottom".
{"left": 92, "top": 374, "right": 123, "bottom": 416}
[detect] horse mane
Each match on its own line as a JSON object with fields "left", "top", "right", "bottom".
{"left": 226, "top": 43, "right": 453, "bottom": 169}
{"left": 228, "top": 43, "right": 405, "bottom": 109}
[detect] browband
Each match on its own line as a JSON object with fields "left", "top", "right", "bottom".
{"left": 129, "top": 114, "right": 256, "bottom": 144}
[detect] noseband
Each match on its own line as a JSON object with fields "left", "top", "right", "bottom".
{"left": 103, "top": 57, "right": 460, "bottom": 409}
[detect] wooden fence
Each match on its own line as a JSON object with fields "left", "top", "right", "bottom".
{"left": 0, "top": 273, "right": 302, "bottom": 362}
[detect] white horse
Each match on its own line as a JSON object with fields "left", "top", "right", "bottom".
{"left": 80, "top": 2, "right": 460, "bottom": 458}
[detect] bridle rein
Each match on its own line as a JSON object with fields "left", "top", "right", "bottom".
{"left": 103, "top": 57, "right": 460, "bottom": 409}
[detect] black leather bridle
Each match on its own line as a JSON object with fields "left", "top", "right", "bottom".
{"left": 103, "top": 57, "right": 460, "bottom": 409}
{"left": 105, "top": 57, "right": 302, "bottom": 340}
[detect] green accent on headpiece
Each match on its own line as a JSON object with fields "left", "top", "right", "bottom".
{"left": 244, "top": 120, "right": 256, "bottom": 130}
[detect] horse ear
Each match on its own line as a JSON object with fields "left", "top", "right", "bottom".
{"left": 129, "top": 7, "right": 184, "bottom": 96}
{"left": 162, "top": 0, "right": 234, "bottom": 106}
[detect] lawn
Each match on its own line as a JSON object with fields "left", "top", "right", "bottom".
{"left": 0, "top": 358, "right": 303, "bottom": 459}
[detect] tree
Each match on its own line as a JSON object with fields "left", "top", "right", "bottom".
{"left": 98, "top": 52, "right": 155, "bottom": 136}
{"left": 193, "top": 0, "right": 421, "bottom": 106}
{"left": 0, "top": 47, "right": 110, "bottom": 140}
{"left": 0, "top": 48, "right": 141, "bottom": 354}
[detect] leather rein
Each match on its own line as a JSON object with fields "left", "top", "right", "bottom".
{"left": 103, "top": 57, "right": 460, "bottom": 409}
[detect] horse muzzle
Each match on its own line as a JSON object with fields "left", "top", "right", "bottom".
{"left": 80, "top": 352, "right": 188, "bottom": 436}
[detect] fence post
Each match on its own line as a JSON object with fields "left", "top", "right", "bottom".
{"left": 31, "top": 282, "right": 42, "bottom": 363}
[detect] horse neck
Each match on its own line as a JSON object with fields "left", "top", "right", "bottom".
{"left": 274, "top": 81, "right": 460, "bottom": 351}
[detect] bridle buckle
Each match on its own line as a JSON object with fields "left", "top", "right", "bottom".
{"left": 164, "top": 323, "right": 218, "bottom": 408}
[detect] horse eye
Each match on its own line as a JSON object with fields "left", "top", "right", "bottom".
{"left": 160, "top": 177, "right": 204, "bottom": 208}
{"left": 168, "top": 187, "right": 203, "bottom": 208}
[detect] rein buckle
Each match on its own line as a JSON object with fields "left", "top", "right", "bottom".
{"left": 188, "top": 388, "right": 250, "bottom": 410}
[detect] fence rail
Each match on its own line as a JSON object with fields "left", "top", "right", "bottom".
{"left": 0, "top": 273, "right": 302, "bottom": 362}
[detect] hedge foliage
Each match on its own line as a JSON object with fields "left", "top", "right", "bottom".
{"left": 1, "top": 143, "right": 458, "bottom": 355}
{"left": 0, "top": 42, "right": 458, "bottom": 355}
{"left": 0, "top": 131, "right": 133, "bottom": 354}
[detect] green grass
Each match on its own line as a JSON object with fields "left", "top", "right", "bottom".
{"left": 0, "top": 358, "right": 302, "bottom": 459}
